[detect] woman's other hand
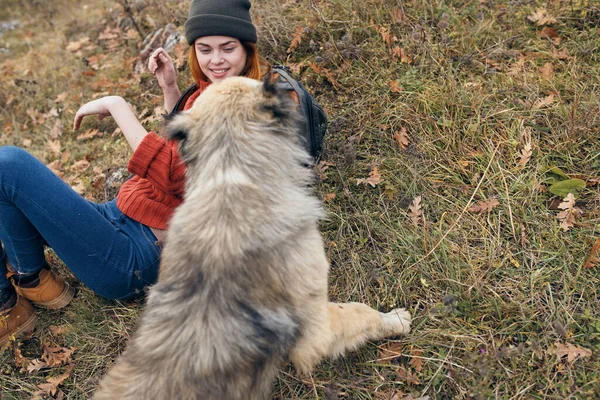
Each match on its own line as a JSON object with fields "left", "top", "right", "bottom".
{"left": 73, "top": 96, "right": 122, "bottom": 131}
{"left": 148, "top": 47, "right": 177, "bottom": 89}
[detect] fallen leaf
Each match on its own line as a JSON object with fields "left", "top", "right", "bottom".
{"left": 468, "top": 198, "right": 500, "bottom": 213}
{"left": 315, "top": 160, "right": 335, "bottom": 180}
{"left": 49, "top": 325, "right": 68, "bottom": 337}
{"left": 76, "top": 128, "right": 102, "bottom": 141}
{"left": 307, "top": 61, "right": 340, "bottom": 90}
{"left": 41, "top": 343, "right": 77, "bottom": 367}
{"left": 390, "top": 7, "right": 408, "bottom": 24}
{"left": 323, "top": 193, "right": 336, "bottom": 202}
{"left": 539, "top": 62, "right": 554, "bottom": 79}
{"left": 396, "top": 365, "right": 420, "bottom": 385}
{"left": 393, "top": 127, "right": 409, "bottom": 149}
{"left": 26, "top": 358, "right": 49, "bottom": 373}
{"left": 65, "top": 37, "right": 90, "bottom": 52}
{"left": 409, "top": 348, "right": 424, "bottom": 372}
{"left": 13, "top": 345, "right": 31, "bottom": 372}
{"left": 287, "top": 26, "right": 305, "bottom": 54}
{"left": 392, "top": 46, "right": 412, "bottom": 64}
{"left": 532, "top": 93, "right": 555, "bottom": 109}
{"left": 527, "top": 8, "right": 557, "bottom": 26}
{"left": 408, "top": 196, "right": 423, "bottom": 226}
{"left": 389, "top": 80, "right": 404, "bottom": 93}
{"left": 22, "top": 138, "right": 32, "bottom": 147}
{"left": 71, "top": 159, "right": 90, "bottom": 173}
{"left": 517, "top": 142, "right": 533, "bottom": 168}
{"left": 357, "top": 166, "right": 383, "bottom": 187}
{"left": 46, "top": 140, "right": 62, "bottom": 156}
{"left": 50, "top": 119, "right": 64, "bottom": 139}
{"left": 556, "top": 193, "right": 581, "bottom": 232}
{"left": 550, "top": 342, "right": 592, "bottom": 364}
{"left": 37, "top": 370, "right": 70, "bottom": 396}
{"left": 378, "top": 342, "right": 403, "bottom": 364}
{"left": 583, "top": 238, "right": 600, "bottom": 269}
{"left": 539, "top": 27, "right": 561, "bottom": 44}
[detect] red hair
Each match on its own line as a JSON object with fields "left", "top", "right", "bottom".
{"left": 188, "top": 41, "right": 270, "bottom": 85}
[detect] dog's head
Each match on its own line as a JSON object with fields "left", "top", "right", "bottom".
{"left": 165, "top": 75, "right": 305, "bottom": 167}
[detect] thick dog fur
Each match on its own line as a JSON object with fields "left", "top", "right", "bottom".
{"left": 93, "top": 76, "right": 411, "bottom": 400}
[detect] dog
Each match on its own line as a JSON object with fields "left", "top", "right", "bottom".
{"left": 93, "top": 75, "right": 411, "bottom": 400}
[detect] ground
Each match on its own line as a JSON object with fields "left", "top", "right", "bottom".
{"left": 0, "top": 0, "right": 599, "bottom": 399}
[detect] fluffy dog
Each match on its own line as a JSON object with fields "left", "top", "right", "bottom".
{"left": 93, "top": 76, "right": 411, "bottom": 400}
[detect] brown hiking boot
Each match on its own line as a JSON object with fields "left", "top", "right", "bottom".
{"left": 8, "top": 268, "right": 75, "bottom": 310}
{"left": 0, "top": 291, "right": 37, "bottom": 347}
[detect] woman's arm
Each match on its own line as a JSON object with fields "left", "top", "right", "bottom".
{"left": 148, "top": 48, "right": 182, "bottom": 113}
{"left": 73, "top": 96, "right": 148, "bottom": 152}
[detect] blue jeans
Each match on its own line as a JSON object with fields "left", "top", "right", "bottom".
{"left": 0, "top": 146, "right": 161, "bottom": 300}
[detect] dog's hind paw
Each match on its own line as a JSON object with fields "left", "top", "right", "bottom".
{"left": 382, "top": 308, "right": 411, "bottom": 335}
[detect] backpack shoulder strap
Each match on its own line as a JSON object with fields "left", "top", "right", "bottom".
{"left": 167, "top": 83, "right": 198, "bottom": 118}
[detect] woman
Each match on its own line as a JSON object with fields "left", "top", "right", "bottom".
{"left": 0, "top": 0, "right": 268, "bottom": 346}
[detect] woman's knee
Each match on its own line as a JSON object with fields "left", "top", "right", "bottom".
{"left": 0, "top": 146, "right": 36, "bottom": 170}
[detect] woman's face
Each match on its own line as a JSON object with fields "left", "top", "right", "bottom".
{"left": 194, "top": 36, "right": 248, "bottom": 82}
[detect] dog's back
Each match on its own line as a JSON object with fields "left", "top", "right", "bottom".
{"left": 94, "top": 76, "right": 322, "bottom": 399}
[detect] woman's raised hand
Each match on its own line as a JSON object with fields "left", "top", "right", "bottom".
{"left": 148, "top": 47, "right": 177, "bottom": 89}
{"left": 73, "top": 96, "right": 121, "bottom": 131}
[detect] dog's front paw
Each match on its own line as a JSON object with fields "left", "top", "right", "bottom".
{"left": 382, "top": 308, "right": 411, "bottom": 335}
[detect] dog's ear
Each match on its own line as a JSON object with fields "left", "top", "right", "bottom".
{"left": 165, "top": 114, "right": 189, "bottom": 142}
{"left": 262, "top": 72, "right": 278, "bottom": 98}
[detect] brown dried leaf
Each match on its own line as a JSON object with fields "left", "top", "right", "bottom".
{"left": 539, "top": 62, "right": 554, "bottom": 79}
{"left": 49, "top": 325, "right": 68, "bottom": 337}
{"left": 409, "top": 348, "right": 425, "bottom": 372}
{"left": 557, "top": 193, "right": 580, "bottom": 232}
{"left": 26, "top": 358, "right": 49, "bottom": 373}
{"left": 22, "top": 138, "right": 32, "bottom": 147}
{"left": 50, "top": 119, "right": 64, "bottom": 139}
{"left": 46, "top": 140, "right": 62, "bottom": 156}
{"left": 539, "top": 27, "right": 561, "bottom": 44}
{"left": 41, "top": 343, "right": 77, "bottom": 367}
{"left": 583, "top": 238, "right": 600, "bottom": 269}
{"left": 468, "top": 198, "right": 500, "bottom": 213}
{"left": 550, "top": 342, "right": 592, "bottom": 364}
{"left": 323, "top": 193, "right": 336, "bottom": 202}
{"left": 393, "top": 127, "right": 409, "bottom": 149}
{"left": 532, "top": 93, "right": 555, "bottom": 109}
{"left": 396, "top": 365, "right": 420, "bottom": 385}
{"left": 392, "top": 46, "right": 412, "bottom": 64}
{"left": 357, "top": 166, "right": 383, "bottom": 187}
{"left": 37, "top": 370, "right": 70, "bottom": 396}
{"left": 307, "top": 61, "right": 340, "bottom": 90}
{"left": 527, "top": 8, "right": 558, "bottom": 26}
{"left": 71, "top": 159, "right": 90, "bottom": 173}
{"left": 13, "top": 345, "right": 31, "bottom": 371}
{"left": 76, "top": 128, "right": 102, "bottom": 141}
{"left": 315, "top": 161, "right": 335, "bottom": 180}
{"left": 408, "top": 196, "right": 423, "bottom": 226}
{"left": 517, "top": 142, "right": 533, "bottom": 168}
{"left": 287, "top": 26, "right": 305, "bottom": 54}
{"left": 389, "top": 80, "right": 404, "bottom": 93}
{"left": 390, "top": 7, "right": 408, "bottom": 24}
{"left": 378, "top": 342, "right": 403, "bottom": 364}
{"left": 65, "top": 37, "right": 90, "bottom": 52}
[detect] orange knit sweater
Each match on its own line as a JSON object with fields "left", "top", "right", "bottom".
{"left": 116, "top": 81, "right": 210, "bottom": 230}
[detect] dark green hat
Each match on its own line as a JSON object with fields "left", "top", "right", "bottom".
{"left": 184, "top": 0, "right": 257, "bottom": 45}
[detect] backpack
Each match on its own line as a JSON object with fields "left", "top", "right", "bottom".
{"left": 169, "top": 66, "right": 327, "bottom": 158}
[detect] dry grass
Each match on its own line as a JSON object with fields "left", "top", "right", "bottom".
{"left": 1, "top": 0, "right": 599, "bottom": 399}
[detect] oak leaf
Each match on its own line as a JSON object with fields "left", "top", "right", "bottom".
{"left": 539, "top": 62, "right": 553, "bottom": 79}
{"left": 323, "top": 193, "right": 336, "bottom": 202}
{"left": 315, "top": 160, "right": 335, "bottom": 180}
{"left": 583, "top": 238, "right": 600, "bottom": 269}
{"left": 517, "top": 142, "right": 533, "bottom": 168}
{"left": 378, "top": 342, "right": 403, "bottom": 364}
{"left": 409, "top": 348, "right": 424, "bottom": 372}
{"left": 550, "top": 342, "right": 591, "bottom": 364}
{"left": 26, "top": 358, "right": 49, "bottom": 373}
{"left": 46, "top": 140, "right": 62, "bottom": 156}
{"left": 408, "top": 196, "right": 423, "bottom": 225}
{"left": 389, "top": 80, "right": 404, "bottom": 93}
{"left": 357, "top": 166, "right": 383, "bottom": 187}
{"left": 50, "top": 119, "right": 64, "bottom": 139}
{"left": 76, "top": 128, "right": 102, "bottom": 141}
{"left": 556, "top": 193, "right": 581, "bottom": 232}
{"left": 392, "top": 46, "right": 412, "bottom": 64}
{"left": 37, "top": 370, "right": 71, "bottom": 396}
{"left": 527, "top": 8, "right": 557, "bottom": 26}
{"left": 468, "top": 198, "right": 500, "bottom": 213}
{"left": 49, "top": 325, "right": 68, "bottom": 337}
{"left": 539, "top": 27, "right": 561, "bottom": 44}
{"left": 393, "top": 127, "right": 409, "bottom": 149}
{"left": 532, "top": 93, "right": 555, "bottom": 109}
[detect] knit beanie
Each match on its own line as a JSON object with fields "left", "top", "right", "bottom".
{"left": 184, "top": 0, "right": 257, "bottom": 45}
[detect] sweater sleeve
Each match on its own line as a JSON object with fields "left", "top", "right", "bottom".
{"left": 127, "top": 132, "right": 186, "bottom": 195}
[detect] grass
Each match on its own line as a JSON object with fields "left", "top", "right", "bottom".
{"left": 1, "top": 0, "right": 600, "bottom": 398}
